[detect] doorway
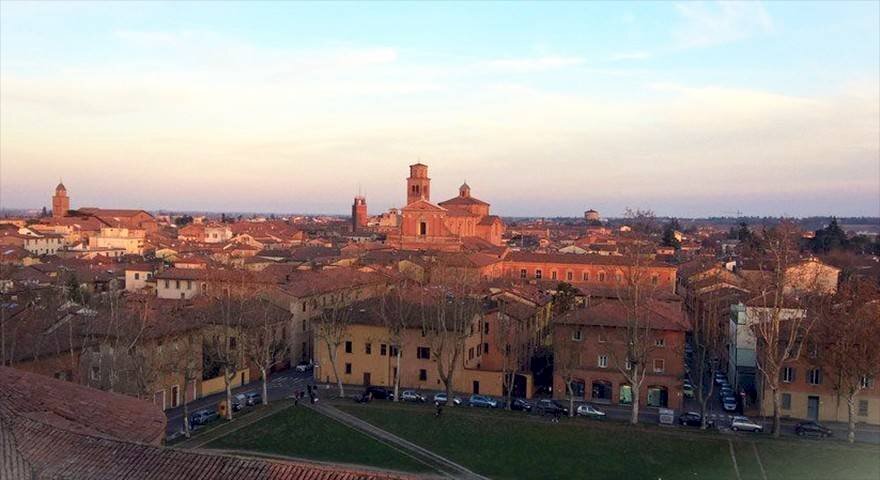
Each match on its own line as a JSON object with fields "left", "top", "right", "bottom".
{"left": 473, "top": 380, "right": 480, "bottom": 394}
{"left": 807, "top": 396, "right": 820, "bottom": 421}
{"left": 363, "top": 372, "right": 372, "bottom": 386}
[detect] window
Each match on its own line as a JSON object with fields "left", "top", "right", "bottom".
{"left": 483, "top": 343, "right": 489, "bottom": 354}
{"left": 302, "top": 302, "right": 307, "bottom": 312}
{"left": 468, "top": 347, "right": 474, "bottom": 360}
{"left": 390, "top": 345, "right": 399, "bottom": 357}
{"left": 782, "top": 367, "right": 795, "bottom": 383}
{"left": 655, "top": 338, "right": 665, "bottom": 347}
{"left": 535, "top": 269, "right": 542, "bottom": 279}
{"left": 187, "top": 280, "right": 192, "bottom": 290}
{"left": 624, "top": 359, "right": 632, "bottom": 371}
{"left": 90, "top": 366, "right": 100, "bottom": 381}
{"left": 483, "top": 322, "right": 489, "bottom": 335}
{"left": 345, "top": 341, "right": 352, "bottom": 353}
{"left": 419, "top": 221, "right": 427, "bottom": 236}
{"left": 651, "top": 275, "right": 659, "bottom": 285}
{"left": 551, "top": 271, "right": 558, "bottom": 280}
{"left": 164, "top": 279, "right": 170, "bottom": 288}
{"left": 417, "top": 347, "right": 431, "bottom": 359}
{"left": 808, "top": 368, "right": 822, "bottom": 385}
{"left": 419, "top": 369, "right": 427, "bottom": 381}
{"left": 582, "top": 272, "right": 589, "bottom": 281}
{"left": 520, "top": 269, "right": 527, "bottom": 279}
{"left": 380, "top": 344, "right": 387, "bottom": 356}
{"left": 598, "top": 355, "right": 608, "bottom": 368}
{"left": 229, "top": 337, "right": 237, "bottom": 349}
{"left": 598, "top": 272, "right": 606, "bottom": 282}
{"left": 477, "top": 345, "right": 481, "bottom": 357}
{"left": 858, "top": 400, "right": 869, "bottom": 416}
{"left": 572, "top": 329, "right": 583, "bottom": 341}
{"left": 180, "top": 292, "right": 186, "bottom": 299}
{"left": 653, "top": 359, "right": 665, "bottom": 373}
{"left": 861, "top": 376, "right": 874, "bottom": 389}
{"left": 175, "top": 280, "right": 181, "bottom": 289}
{"left": 134, "top": 272, "right": 140, "bottom": 280}
{"left": 345, "top": 363, "right": 352, "bottom": 374}
{"left": 615, "top": 272, "right": 623, "bottom": 283}
{"left": 782, "top": 393, "right": 792, "bottom": 410}
{"left": 566, "top": 271, "right": 573, "bottom": 281}
{"left": 598, "top": 332, "right": 607, "bottom": 343}
{"left": 365, "top": 343, "right": 372, "bottom": 355}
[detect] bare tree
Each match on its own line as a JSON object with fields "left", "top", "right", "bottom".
{"left": 748, "top": 221, "right": 821, "bottom": 437}
{"left": 610, "top": 210, "right": 663, "bottom": 424}
{"left": 378, "top": 279, "right": 417, "bottom": 402}
{"left": 169, "top": 329, "right": 203, "bottom": 438}
{"left": 688, "top": 287, "right": 733, "bottom": 429}
{"left": 553, "top": 325, "right": 582, "bottom": 417}
{"left": 202, "top": 284, "right": 250, "bottom": 420}
{"left": 495, "top": 299, "right": 534, "bottom": 410}
{"left": 315, "top": 299, "right": 353, "bottom": 398}
{"left": 423, "top": 284, "right": 482, "bottom": 405}
{"left": 243, "top": 298, "right": 291, "bottom": 405}
{"left": 814, "top": 279, "right": 880, "bottom": 443}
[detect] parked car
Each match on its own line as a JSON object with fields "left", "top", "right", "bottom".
{"left": 718, "top": 387, "right": 734, "bottom": 399}
{"left": 576, "top": 404, "right": 606, "bottom": 419}
{"left": 234, "top": 393, "right": 247, "bottom": 406}
{"left": 400, "top": 390, "right": 426, "bottom": 403}
{"left": 795, "top": 421, "right": 833, "bottom": 438}
{"left": 190, "top": 409, "right": 218, "bottom": 426}
{"left": 295, "top": 360, "right": 314, "bottom": 372}
{"left": 679, "top": 411, "right": 714, "bottom": 428}
{"left": 365, "top": 386, "right": 395, "bottom": 400}
{"left": 536, "top": 399, "right": 568, "bottom": 416}
{"left": 510, "top": 398, "right": 533, "bottom": 412}
{"left": 245, "top": 392, "right": 262, "bottom": 406}
{"left": 468, "top": 394, "right": 499, "bottom": 408}
{"left": 730, "top": 416, "right": 763, "bottom": 433}
{"left": 721, "top": 396, "right": 738, "bottom": 412}
{"left": 433, "top": 392, "right": 462, "bottom": 406}
{"left": 354, "top": 392, "right": 372, "bottom": 403}
{"left": 714, "top": 373, "right": 727, "bottom": 385}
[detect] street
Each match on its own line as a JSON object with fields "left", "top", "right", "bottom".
{"left": 164, "top": 368, "right": 314, "bottom": 437}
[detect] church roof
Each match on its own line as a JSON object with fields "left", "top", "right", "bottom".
{"left": 438, "top": 195, "right": 489, "bottom": 207}
{"left": 401, "top": 199, "right": 446, "bottom": 212}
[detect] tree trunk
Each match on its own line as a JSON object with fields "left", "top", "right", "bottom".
{"left": 847, "top": 394, "right": 856, "bottom": 444}
{"left": 630, "top": 381, "right": 640, "bottom": 424}
{"left": 771, "top": 387, "right": 781, "bottom": 437}
{"left": 261, "top": 366, "right": 269, "bottom": 405}
{"left": 327, "top": 349, "right": 344, "bottom": 398}
{"left": 506, "top": 371, "right": 514, "bottom": 410}
{"left": 393, "top": 349, "right": 402, "bottom": 402}
{"left": 182, "top": 380, "right": 191, "bottom": 438}
{"left": 567, "top": 381, "right": 575, "bottom": 417}
{"left": 224, "top": 366, "right": 234, "bottom": 420}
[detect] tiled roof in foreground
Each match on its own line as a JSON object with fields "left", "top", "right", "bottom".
{"left": 0, "top": 367, "right": 414, "bottom": 480}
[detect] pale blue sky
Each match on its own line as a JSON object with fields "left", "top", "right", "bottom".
{"left": 2, "top": 1, "right": 878, "bottom": 217}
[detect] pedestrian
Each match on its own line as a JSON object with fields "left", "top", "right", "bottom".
{"left": 553, "top": 410, "right": 561, "bottom": 423}
{"left": 434, "top": 401, "right": 443, "bottom": 418}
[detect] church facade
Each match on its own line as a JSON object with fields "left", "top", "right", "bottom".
{"left": 389, "top": 163, "right": 504, "bottom": 251}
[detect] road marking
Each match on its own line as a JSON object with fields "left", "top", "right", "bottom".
{"left": 728, "top": 440, "right": 742, "bottom": 480}
{"left": 752, "top": 442, "right": 768, "bottom": 480}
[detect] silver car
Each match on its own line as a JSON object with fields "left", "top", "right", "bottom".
{"left": 730, "top": 416, "right": 763, "bottom": 433}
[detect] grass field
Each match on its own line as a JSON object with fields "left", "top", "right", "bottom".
{"left": 337, "top": 402, "right": 880, "bottom": 480}
{"left": 205, "top": 405, "right": 432, "bottom": 474}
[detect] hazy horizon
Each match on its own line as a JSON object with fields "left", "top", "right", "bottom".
{"left": 2, "top": 1, "right": 878, "bottom": 218}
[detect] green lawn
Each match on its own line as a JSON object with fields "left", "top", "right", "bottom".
{"left": 337, "top": 402, "right": 880, "bottom": 480}
{"left": 205, "top": 406, "right": 432, "bottom": 474}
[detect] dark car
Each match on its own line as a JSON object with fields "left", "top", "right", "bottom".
{"left": 795, "top": 421, "right": 833, "bottom": 438}
{"left": 190, "top": 409, "right": 218, "bottom": 426}
{"left": 679, "top": 411, "right": 715, "bottom": 428}
{"left": 536, "top": 399, "right": 568, "bottom": 416}
{"left": 354, "top": 392, "right": 372, "bottom": 403}
{"left": 510, "top": 398, "right": 533, "bottom": 412}
{"left": 365, "top": 386, "right": 394, "bottom": 400}
{"left": 245, "top": 392, "right": 262, "bottom": 406}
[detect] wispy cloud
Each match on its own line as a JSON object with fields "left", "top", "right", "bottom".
{"left": 485, "top": 55, "right": 585, "bottom": 72}
{"left": 609, "top": 51, "right": 651, "bottom": 61}
{"left": 673, "top": 1, "right": 773, "bottom": 48}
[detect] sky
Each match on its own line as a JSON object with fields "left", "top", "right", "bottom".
{"left": 1, "top": 1, "right": 878, "bottom": 218}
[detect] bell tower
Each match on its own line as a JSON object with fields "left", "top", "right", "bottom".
{"left": 52, "top": 180, "right": 70, "bottom": 218}
{"left": 406, "top": 163, "right": 430, "bottom": 205}
{"left": 351, "top": 195, "right": 367, "bottom": 232}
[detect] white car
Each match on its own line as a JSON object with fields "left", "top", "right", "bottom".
{"left": 576, "top": 404, "right": 606, "bottom": 418}
{"left": 730, "top": 416, "right": 763, "bottom": 433}
{"left": 400, "top": 390, "right": 426, "bottom": 402}
{"left": 295, "top": 361, "right": 315, "bottom": 372}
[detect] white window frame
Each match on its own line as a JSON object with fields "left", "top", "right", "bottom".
{"left": 782, "top": 367, "right": 794, "bottom": 383}
{"left": 598, "top": 355, "right": 608, "bottom": 368}
{"left": 572, "top": 329, "right": 583, "bottom": 341}
{"left": 653, "top": 358, "right": 665, "bottom": 373}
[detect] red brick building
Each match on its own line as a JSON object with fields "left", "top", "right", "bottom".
{"left": 553, "top": 300, "right": 689, "bottom": 410}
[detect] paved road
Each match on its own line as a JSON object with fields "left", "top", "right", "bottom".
{"left": 164, "top": 368, "right": 314, "bottom": 438}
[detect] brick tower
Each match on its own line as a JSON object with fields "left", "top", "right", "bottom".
{"left": 406, "top": 163, "right": 430, "bottom": 205}
{"left": 352, "top": 195, "right": 367, "bottom": 232}
{"left": 52, "top": 181, "right": 70, "bottom": 218}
